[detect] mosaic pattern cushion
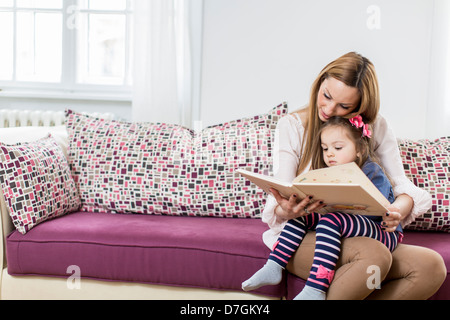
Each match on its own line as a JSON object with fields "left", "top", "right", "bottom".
{"left": 0, "top": 135, "right": 81, "bottom": 234}
{"left": 399, "top": 136, "right": 450, "bottom": 232}
{"left": 65, "top": 103, "right": 288, "bottom": 218}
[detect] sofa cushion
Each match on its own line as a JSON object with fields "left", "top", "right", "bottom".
{"left": 0, "top": 135, "right": 80, "bottom": 234}
{"left": 65, "top": 103, "right": 287, "bottom": 218}
{"left": 399, "top": 136, "right": 449, "bottom": 232}
{"left": 6, "top": 212, "right": 284, "bottom": 298}
{"left": 0, "top": 125, "right": 68, "bottom": 156}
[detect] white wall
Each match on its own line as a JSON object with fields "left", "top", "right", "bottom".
{"left": 0, "top": 96, "right": 131, "bottom": 121}
{"left": 2, "top": 0, "right": 447, "bottom": 139}
{"left": 199, "top": 0, "right": 436, "bottom": 139}
{"left": 426, "top": 0, "right": 450, "bottom": 139}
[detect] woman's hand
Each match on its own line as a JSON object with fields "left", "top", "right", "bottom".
{"left": 382, "top": 204, "right": 402, "bottom": 232}
{"left": 270, "top": 188, "right": 326, "bottom": 221}
{"left": 382, "top": 194, "right": 413, "bottom": 232}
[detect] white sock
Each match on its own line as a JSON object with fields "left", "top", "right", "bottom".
{"left": 241, "top": 260, "right": 283, "bottom": 291}
{"left": 294, "top": 285, "right": 327, "bottom": 300}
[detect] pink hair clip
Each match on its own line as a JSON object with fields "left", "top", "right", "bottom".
{"left": 349, "top": 115, "right": 372, "bottom": 138}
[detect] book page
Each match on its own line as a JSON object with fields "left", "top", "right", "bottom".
{"left": 294, "top": 183, "right": 387, "bottom": 215}
{"left": 236, "top": 169, "right": 307, "bottom": 200}
{"left": 237, "top": 164, "right": 390, "bottom": 216}
{"left": 293, "top": 162, "right": 389, "bottom": 207}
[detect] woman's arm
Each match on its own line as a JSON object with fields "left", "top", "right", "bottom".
{"left": 262, "top": 115, "right": 303, "bottom": 230}
{"left": 383, "top": 194, "right": 414, "bottom": 232}
{"left": 373, "top": 115, "right": 432, "bottom": 226}
{"left": 261, "top": 114, "right": 326, "bottom": 247}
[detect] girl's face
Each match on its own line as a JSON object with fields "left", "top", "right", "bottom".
{"left": 317, "top": 77, "right": 361, "bottom": 122}
{"left": 321, "top": 126, "right": 360, "bottom": 167}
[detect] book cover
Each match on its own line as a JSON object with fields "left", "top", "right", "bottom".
{"left": 236, "top": 162, "right": 390, "bottom": 216}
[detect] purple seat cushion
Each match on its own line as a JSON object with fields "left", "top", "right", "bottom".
{"left": 6, "top": 212, "right": 284, "bottom": 298}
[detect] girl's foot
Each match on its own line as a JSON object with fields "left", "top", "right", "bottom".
{"left": 294, "top": 285, "right": 326, "bottom": 300}
{"left": 241, "top": 260, "right": 283, "bottom": 291}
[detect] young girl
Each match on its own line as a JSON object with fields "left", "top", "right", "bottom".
{"left": 242, "top": 115, "right": 403, "bottom": 300}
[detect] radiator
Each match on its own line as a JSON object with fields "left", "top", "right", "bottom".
{"left": 0, "top": 109, "right": 114, "bottom": 128}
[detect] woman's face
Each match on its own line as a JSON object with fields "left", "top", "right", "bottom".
{"left": 317, "top": 77, "right": 361, "bottom": 122}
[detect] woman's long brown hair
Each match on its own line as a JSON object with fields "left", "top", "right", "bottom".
{"left": 297, "top": 52, "right": 380, "bottom": 175}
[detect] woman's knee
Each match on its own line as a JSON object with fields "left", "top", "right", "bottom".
{"left": 327, "top": 237, "right": 392, "bottom": 300}
{"left": 339, "top": 236, "right": 392, "bottom": 275}
{"left": 392, "top": 244, "right": 447, "bottom": 297}
{"left": 414, "top": 246, "right": 447, "bottom": 297}
{"left": 368, "top": 244, "right": 447, "bottom": 300}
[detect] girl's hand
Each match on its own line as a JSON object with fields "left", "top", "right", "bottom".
{"left": 270, "top": 188, "right": 326, "bottom": 220}
{"left": 382, "top": 204, "right": 402, "bottom": 232}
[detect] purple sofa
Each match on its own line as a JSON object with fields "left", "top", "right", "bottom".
{"left": 5, "top": 211, "right": 449, "bottom": 300}
{"left": 0, "top": 107, "right": 448, "bottom": 300}
{"left": 6, "top": 212, "right": 282, "bottom": 298}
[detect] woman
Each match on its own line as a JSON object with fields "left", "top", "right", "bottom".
{"left": 263, "top": 52, "right": 446, "bottom": 299}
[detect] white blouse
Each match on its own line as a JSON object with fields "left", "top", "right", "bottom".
{"left": 261, "top": 113, "right": 432, "bottom": 248}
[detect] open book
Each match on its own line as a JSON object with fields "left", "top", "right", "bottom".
{"left": 237, "top": 162, "right": 390, "bottom": 216}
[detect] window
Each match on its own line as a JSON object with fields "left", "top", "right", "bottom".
{"left": 0, "top": 0, "right": 133, "bottom": 99}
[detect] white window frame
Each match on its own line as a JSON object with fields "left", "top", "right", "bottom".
{"left": 0, "top": 0, "right": 133, "bottom": 102}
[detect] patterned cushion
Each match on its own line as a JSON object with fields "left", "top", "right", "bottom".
{"left": 65, "top": 103, "right": 288, "bottom": 218}
{"left": 399, "top": 136, "right": 450, "bottom": 232}
{"left": 0, "top": 135, "right": 81, "bottom": 234}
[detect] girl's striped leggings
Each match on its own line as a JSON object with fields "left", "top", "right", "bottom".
{"left": 269, "top": 212, "right": 403, "bottom": 293}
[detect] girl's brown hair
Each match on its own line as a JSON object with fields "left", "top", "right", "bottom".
{"left": 297, "top": 52, "right": 380, "bottom": 175}
{"left": 310, "top": 116, "right": 372, "bottom": 170}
